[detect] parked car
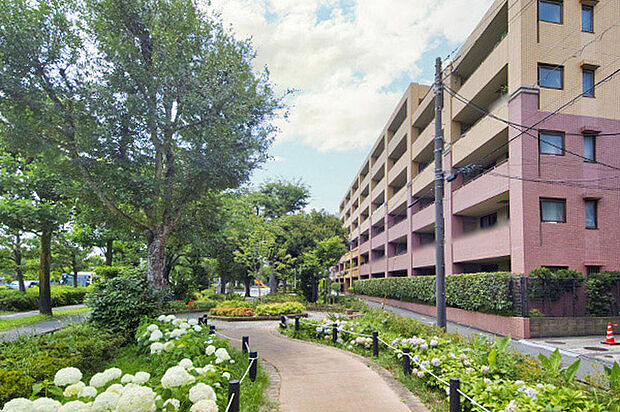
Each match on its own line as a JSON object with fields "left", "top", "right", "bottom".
{"left": 7, "top": 280, "right": 39, "bottom": 289}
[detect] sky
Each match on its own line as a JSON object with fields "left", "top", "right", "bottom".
{"left": 206, "top": 0, "right": 495, "bottom": 214}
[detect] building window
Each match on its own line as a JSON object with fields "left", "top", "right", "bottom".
{"left": 582, "top": 4, "right": 594, "bottom": 32}
{"left": 480, "top": 213, "right": 498, "bottom": 229}
{"left": 540, "top": 198, "right": 566, "bottom": 223}
{"left": 585, "top": 199, "right": 598, "bottom": 229}
{"left": 538, "top": 64, "right": 563, "bottom": 89}
{"left": 583, "top": 69, "right": 595, "bottom": 97}
{"left": 584, "top": 134, "right": 596, "bottom": 161}
{"left": 539, "top": 0, "right": 562, "bottom": 24}
{"left": 539, "top": 131, "right": 564, "bottom": 155}
{"left": 586, "top": 265, "right": 601, "bottom": 275}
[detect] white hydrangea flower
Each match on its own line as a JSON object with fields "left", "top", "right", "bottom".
{"left": 163, "top": 342, "right": 175, "bottom": 352}
{"left": 229, "top": 359, "right": 235, "bottom": 364}
{"left": 165, "top": 315, "right": 176, "bottom": 322}
{"left": 149, "top": 330, "right": 163, "bottom": 341}
{"left": 161, "top": 366, "right": 195, "bottom": 389}
{"left": 121, "top": 374, "right": 134, "bottom": 384}
{"left": 78, "top": 385, "right": 98, "bottom": 399}
{"left": 203, "top": 365, "right": 216, "bottom": 373}
{"left": 104, "top": 368, "right": 122, "bottom": 381}
{"left": 205, "top": 345, "right": 216, "bottom": 355}
{"left": 2, "top": 398, "right": 33, "bottom": 411}
{"left": 134, "top": 372, "right": 150, "bottom": 385}
{"left": 172, "top": 318, "right": 183, "bottom": 326}
{"left": 170, "top": 329, "right": 186, "bottom": 338}
{"left": 32, "top": 397, "right": 62, "bottom": 411}
{"left": 147, "top": 324, "right": 159, "bottom": 332}
{"left": 536, "top": 383, "right": 545, "bottom": 389}
{"left": 105, "top": 384, "right": 124, "bottom": 394}
{"left": 484, "top": 378, "right": 492, "bottom": 385}
{"left": 90, "top": 372, "right": 110, "bottom": 388}
{"left": 215, "top": 358, "right": 223, "bottom": 364}
{"left": 417, "top": 371, "right": 425, "bottom": 378}
{"left": 60, "top": 400, "right": 90, "bottom": 412}
{"left": 179, "top": 322, "right": 190, "bottom": 330}
{"left": 190, "top": 399, "right": 218, "bottom": 412}
{"left": 179, "top": 358, "right": 194, "bottom": 369}
{"left": 64, "top": 381, "right": 86, "bottom": 398}
{"left": 91, "top": 391, "right": 120, "bottom": 412}
{"left": 215, "top": 348, "right": 230, "bottom": 361}
{"left": 54, "top": 367, "right": 83, "bottom": 387}
{"left": 481, "top": 366, "right": 490, "bottom": 374}
{"left": 222, "top": 372, "right": 231, "bottom": 380}
{"left": 431, "top": 358, "right": 441, "bottom": 367}
{"left": 115, "top": 384, "right": 156, "bottom": 412}
{"left": 188, "top": 382, "right": 217, "bottom": 403}
{"left": 150, "top": 342, "right": 164, "bottom": 354}
{"left": 188, "top": 319, "right": 199, "bottom": 326}
{"left": 430, "top": 339, "right": 438, "bottom": 347}
{"left": 157, "top": 315, "right": 167, "bottom": 322}
{"left": 162, "top": 399, "right": 180, "bottom": 411}
{"left": 193, "top": 325, "right": 203, "bottom": 332}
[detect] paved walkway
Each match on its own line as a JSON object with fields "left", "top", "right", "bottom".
{"left": 207, "top": 318, "right": 427, "bottom": 412}
{"left": 0, "top": 312, "right": 90, "bottom": 343}
{"left": 0, "top": 304, "right": 86, "bottom": 320}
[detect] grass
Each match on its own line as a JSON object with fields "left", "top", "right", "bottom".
{"left": 0, "top": 306, "right": 90, "bottom": 331}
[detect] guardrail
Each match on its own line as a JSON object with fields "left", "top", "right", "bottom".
{"left": 280, "top": 314, "right": 490, "bottom": 412}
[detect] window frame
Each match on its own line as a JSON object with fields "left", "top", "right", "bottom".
{"left": 583, "top": 134, "right": 596, "bottom": 162}
{"left": 538, "top": 63, "right": 564, "bottom": 90}
{"left": 538, "top": 0, "right": 563, "bottom": 24}
{"left": 539, "top": 130, "right": 565, "bottom": 156}
{"left": 540, "top": 198, "right": 567, "bottom": 223}
{"left": 585, "top": 199, "right": 598, "bottom": 229}
{"left": 480, "top": 213, "right": 498, "bottom": 229}
{"left": 582, "top": 69, "right": 595, "bottom": 97}
{"left": 582, "top": 4, "right": 594, "bottom": 33}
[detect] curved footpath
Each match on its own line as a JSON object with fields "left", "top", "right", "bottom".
{"left": 209, "top": 317, "right": 429, "bottom": 412}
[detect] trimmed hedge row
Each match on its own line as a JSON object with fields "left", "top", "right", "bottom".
{"left": 352, "top": 272, "right": 515, "bottom": 315}
{"left": 0, "top": 286, "right": 90, "bottom": 312}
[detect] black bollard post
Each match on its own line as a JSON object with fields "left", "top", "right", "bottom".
{"left": 402, "top": 347, "right": 411, "bottom": 376}
{"left": 449, "top": 378, "right": 461, "bottom": 412}
{"left": 227, "top": 380, "right": 240, "bottom": 412}
{"left": 242, "top": 336, "right": 249, "bottom": 354}
{"left": 332, "top": 323, "right": 338, "bottom": 344}
{"left": 279, "top": 314, "right": 287, "bottom": 329}
{"left": 209, "top": 325, "right": 215, "bottom": 335}
{"left": 295, "top": 316, "right": 300, "bottom": 331}
{"left": 249, "top": 351, "right": 258, "bottom": 382}
{"left": 372, "top": 331, "right": 379, "bottom": 357}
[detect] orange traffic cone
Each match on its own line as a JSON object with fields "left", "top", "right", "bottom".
{"left": 601, "top": 322, "right": 620, "bottom": 345}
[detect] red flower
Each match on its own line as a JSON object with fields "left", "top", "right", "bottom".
{"left": 188, "top": 301, "right": 194, "bottom": 306}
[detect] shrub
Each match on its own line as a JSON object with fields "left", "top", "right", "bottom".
{"left": 0, "top": 286, "right": 90, "bottom": 312}
{"left": 210, "top": 306, "right": 254, "bottom": 317}
{"left": 586, "top": 271, "right": 620, "bottom": 316}
{"left": 215, "top": 299, "right": 253, "bottom": 308}
{"left": 351, "top": 273, "right": 515, "bottom": 315}
{"left": 87, "top": 274, "right": 169, "bottom": 336}
{"left": 262, "top": 293, "right": 306, "bottom": 303}
{"left": 0, "top": 323, "right": 122, "bottom": 404}
{"left": 93, "top": 265, "right": 141, "bottom": 280}
{"left": 528, "top": 268, "right": 583, "bottom": 301}
{"left": 166, "top": 299, "right": 216, "bottom": 312}
{"left": 255, "top": 302, "right": 305, "bottom": 316}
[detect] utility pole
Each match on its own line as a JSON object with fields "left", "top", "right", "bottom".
{"left": 434, "top": 57, "right": 446, "bottom": 330}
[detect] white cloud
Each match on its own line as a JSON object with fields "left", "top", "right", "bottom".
{"left": 206, "top": 0, "right": 493, "bottom": 152}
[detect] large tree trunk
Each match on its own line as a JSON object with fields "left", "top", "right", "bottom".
{"left": 39, "top": 224, "right": 53, "bottom": 316}
{"left": 72, "top": 250, "right": 78, "bottom": 287}
{"left": 146, "top": 231, "right": 167, "bottom": 288}
{"left": 219, "top": 277, "right": 226, "bottom": 294}
{"left": 243, "top": 277, "right": 251, "bottom": 297}
{"left": 105, "top": 239, "right": 114, "bottom": 266}
{"left": 13, "top": 234, "right": 25, "bottom": 293}
{"left": 269, "top": 273, "right": 278, "bottom": 294}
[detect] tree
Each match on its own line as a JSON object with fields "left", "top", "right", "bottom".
{"left": 255, "top": 179, "right": 310, "bottom": 219}
{"left": 0, "top": 0, "right": 283, "bottom": 287}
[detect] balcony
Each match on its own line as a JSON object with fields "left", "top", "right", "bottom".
{"left": 388, "top": 121, "right": 408, "bottom": 156}
{"left": 412, "top": 89, "right": 434, "bottom": 130}
{"left": 388, "top": 185, "right": 407, "bottom": 212}
{"left": 412, "top": 203, "right": 435, "bottom": 232}
{"left": 372, "top": 230, "right": 387, "bottom": 247}
{"left": 412, "top": 244, "right": 435, "bottom": 268}
{"left": 388, "top": 219, "right": 408, "bottom": 242}
{"left": 359, "top": 263, "right": 370, "bottom": 276}
{"left": 371, "top": 204, "right": 385, "bottom": 225}
{"left": 388, "top": 253, "right": 409, "bottom": 272}
{"left": 452, "top": 101, "right": 508, "bottom": 167}
{"left": 452, "top": 161, "right": 509, "bottom": 215}
{"left": 371, "top": 156, "right": 386, "bottom": 178}
{"left": 452, "top": 223, "right": 510, "bottom": 263}
{"left": 360, "top": 239, "right": 370, "bottom": 254}
{"left": 412, "top": 122, "right": 434, "bottom": 160}
{"left": 360, "top": 195, "right": 370, "bottom": 212}
{"left": 359, "top": 218, "right": 370, "bottom": 234}
{"left": 412, "top": 163, "right": 434, "bottom": 196}
{"left": 453, "top": 37, "right": 508, "bottom": 122}
{"left": 371, "top": 256, "right": 386, "bottom": 271}
{"left": 371, "top": 181, "right": 385, "bottom": 202}
{"left": 388, "top": 153, "right": 408, "bottom": 184}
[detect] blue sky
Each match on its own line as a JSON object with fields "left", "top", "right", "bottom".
{"left": 208, "top": 0, "right": 494, "bottom": 214}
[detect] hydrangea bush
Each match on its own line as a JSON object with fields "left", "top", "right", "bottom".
{"left": 285, "top": 310, "right": 617, "bottom": 411}
{"left": 1, "top": 315, "right": 238, "bottom": 412}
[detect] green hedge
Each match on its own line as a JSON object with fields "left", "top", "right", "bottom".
{"left": 0, "top": 286, "right": 90, "bottom": 312}
{"left": 586, "top": 271, "right": 620, "bottom": 316}
{"left": 351, "top": 272, "right": 515, "bottom": 315}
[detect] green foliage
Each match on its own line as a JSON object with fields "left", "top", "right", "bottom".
{"left": 262, "top": 293, "right": 305, "bottom": 303}
{"left": 0, "top": 286, "right": 90, "bottom": 312}
{"left": 586, "top": 272, "right": 620, "bottom": 316}
{"left": 210, "top": 306, "right": 254, "bottom": 317}
{"left": 215, "top": 300, "right": 253, "bottom": 308}
{"left": 0, "top": 323, "right": 122, "bottom": 404}
{"left": 330, "top": 283, "right": 343, "bottom": 293}
{"left": 352, "top": 273, "right": 515, "bottom": 315}
{"left": 606, "top": 362, "right": 620, "bottom": 392}
{"left": 254, "top": 178, "right": 310, "bottom": 219}
{"left": 166, "top": 299, "right": 215, "bottom": 312}
{"left": 538, "top": 349, "right": 581, "bottom": 383}
{"left": 87, "top": 275, "right": 169, "bottom": 336}
{"left": 528, "top": 268, "right": 583, "bottom": 301}
{"left": 254, "top": 302, "right": 305, "bottom": 316}
{"left": 93, "top": 265, "right": 139, "bottom": 279}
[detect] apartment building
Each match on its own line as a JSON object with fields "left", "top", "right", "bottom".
{"left": 335, "top": 0, "right": 620, "bottom": 289}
